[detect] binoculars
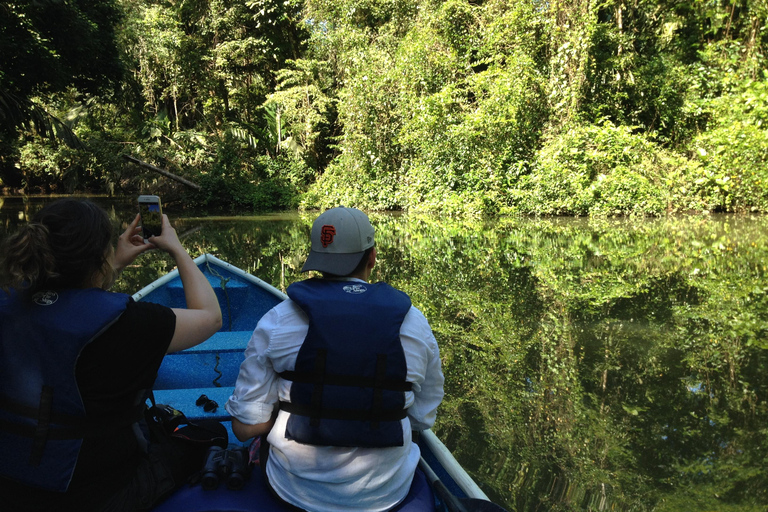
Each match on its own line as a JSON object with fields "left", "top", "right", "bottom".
{"left": 201, "top": 446, "right": 251, "bottom": 491}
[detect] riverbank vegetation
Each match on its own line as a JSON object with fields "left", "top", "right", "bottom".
{"left": 1, "top": 0, "right": 767, "bottom": 216}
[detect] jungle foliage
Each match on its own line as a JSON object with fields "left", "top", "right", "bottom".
{"left": 1, "top": 0, "right": 767, "bottom": 215}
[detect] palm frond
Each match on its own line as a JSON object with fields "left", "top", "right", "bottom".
{"left": 226, "top": 121, "right": 262, "bottom": 151}
{"left": 0, "top": 88, "right": 84, "bottom": 149}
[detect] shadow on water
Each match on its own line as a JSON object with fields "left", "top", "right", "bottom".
{"left": 3, "top": 197, "right": 768, "bottom": 511}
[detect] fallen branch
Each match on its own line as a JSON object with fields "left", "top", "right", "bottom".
{"left": 122, "top": 155, "right": 201, "bottom": 190}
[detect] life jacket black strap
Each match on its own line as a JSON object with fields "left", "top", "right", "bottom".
{"left": 278, "top": 371, "right": 413, "bottom": 392}
{"left": 280, "top": 349, "right": 412, "bottom": 429}
{"left": 279, "top": 401, "right": 408, "bottom": 422}
{"left": 0, "top": 389, "right": 84, "bottom": 426}
{"left": 0, "top": 391, "right": 145, "bottom": 442}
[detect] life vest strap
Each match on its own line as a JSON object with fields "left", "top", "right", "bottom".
{"left": 0, "top": 390, "right": 84, "bottom": 425}
{"left": 278, "top": 371, "right": 413, "bottom": 392}
{"left": 279, "top": 401, "right": 408, "bottom": 422}
{"left": 0, "top": 391, "right": 145, "bottom": 441}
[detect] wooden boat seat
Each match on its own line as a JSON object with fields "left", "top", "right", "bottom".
{"left": 174, "top": 330, "right": 252, "bottom": 353}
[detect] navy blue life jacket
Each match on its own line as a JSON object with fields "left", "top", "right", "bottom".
{"left": 0, "top": 288, "right": 130, "bottom": 491}
{"left": 280, "top": 279, "right": 412, "bottom": 447}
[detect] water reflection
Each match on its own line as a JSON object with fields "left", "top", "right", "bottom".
{"left": 2, "top": 197, "right": 768, "bottom": 511}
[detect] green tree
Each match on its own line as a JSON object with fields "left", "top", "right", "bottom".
{"left": 266, "top": 58, "right": 336, "bottom": 170}
{"left": 114, "top": 0, "right": 310, "bottom": 205}
{"left": 0, "top": 0, "right": 124, "bottom": 187}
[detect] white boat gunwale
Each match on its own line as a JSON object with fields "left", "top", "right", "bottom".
{"left": 132, "top": 253, "right": 288, "bottom": 303}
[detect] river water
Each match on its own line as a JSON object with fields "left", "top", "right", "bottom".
{"left": 2, "top": 196, "right": 767, "bottom": 511}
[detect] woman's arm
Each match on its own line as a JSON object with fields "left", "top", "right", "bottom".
{"left": 148, "top": 215, "right": 223, "bottom": 353}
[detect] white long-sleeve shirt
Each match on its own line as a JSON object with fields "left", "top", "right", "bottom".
{"left": 225, "top": 278, "right": 445, "bottom": 512}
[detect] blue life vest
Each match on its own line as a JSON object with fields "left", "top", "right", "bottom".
{"left": 0, "top": 288, "right": 130, "bottom": 491}
{"left": 280, "top": 279, "right": 412, "bottom": 447}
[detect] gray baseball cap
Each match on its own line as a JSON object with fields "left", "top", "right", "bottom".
{"left": 301, "top": 207, "right": 375, "bottom": 275}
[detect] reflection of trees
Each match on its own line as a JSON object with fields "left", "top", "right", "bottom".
{"left": 378, "top": 215, "right": 768, "bottom": 511}
{"left": 115, "top": 217, "right": 313, "bottom": 295}
{"left": 7, "top": 200, "right": 768, "bottom": 511}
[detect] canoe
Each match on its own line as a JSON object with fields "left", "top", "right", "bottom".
{"left": 136, "top": 254, "right": 506, "bottom": 512}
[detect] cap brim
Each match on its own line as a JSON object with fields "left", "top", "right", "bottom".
{"left": 301, "top": 250, "right": 365, "bottom": 275}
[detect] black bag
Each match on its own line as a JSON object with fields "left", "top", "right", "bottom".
{"left": 144, "top": 401, "right": 228, "bottom": 449}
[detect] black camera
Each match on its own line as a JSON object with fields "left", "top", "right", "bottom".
{"left": 201, "top": 446, "right": 251, "bottom": 491}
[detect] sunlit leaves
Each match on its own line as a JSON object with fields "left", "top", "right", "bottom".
{"left": 517, "top": 120, "right": 672, "bottom": 216}
{"left": 690, "top": 72, "right": 768, "bottom": 213}
{"left": 266, "top": 59, "right": 336, "bottom": 168}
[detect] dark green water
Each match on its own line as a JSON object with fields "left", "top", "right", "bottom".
{"left": 2, "top": 196, "right": 768, "bottom": 511}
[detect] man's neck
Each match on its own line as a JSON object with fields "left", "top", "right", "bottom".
{"left": 320, "top": 275, "right": 367, "bottom": 282}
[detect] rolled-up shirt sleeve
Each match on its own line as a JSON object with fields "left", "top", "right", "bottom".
{"left": 225, "top": 308, "right": 280, "bottom": 425}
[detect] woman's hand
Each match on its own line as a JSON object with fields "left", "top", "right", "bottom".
{"left": 145, "top": 214, "right": 185, "bottom": 258}
{"left": 114, "top": 214, "right": 153, "bottom": 272}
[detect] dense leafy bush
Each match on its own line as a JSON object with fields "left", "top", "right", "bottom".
{"left": 196, "top": 150, "right": 307, "bottom": 212}
{"left": 17, "top": 141, "right": 92, "bottom": 193}
{"left": 302, "top": 0, "right": 549, "bottom": 215}
{"left": 689, "top": 74, "right": 768, "bottom": 212}
{"left": 514, "top": 122, "right": 670, "bottom": 216}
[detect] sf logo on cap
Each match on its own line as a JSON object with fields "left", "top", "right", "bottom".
{"left": 320, "top": 225, "right": 336, "bottom": 247}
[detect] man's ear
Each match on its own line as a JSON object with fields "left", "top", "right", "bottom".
{"left": 368, "top": 247, "right": 377, "bottom": 268}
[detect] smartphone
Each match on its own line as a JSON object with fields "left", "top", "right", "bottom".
{"left": 138, "top": 195, "right": 163, "bottom": 242}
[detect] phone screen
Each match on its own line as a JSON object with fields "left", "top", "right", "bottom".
{"left": 138, "top": 195, "right": 163, "bottom": 240}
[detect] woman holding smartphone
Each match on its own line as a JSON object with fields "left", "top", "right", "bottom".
{"left": 0, "top": 198, "right": 223, "bottom": 511}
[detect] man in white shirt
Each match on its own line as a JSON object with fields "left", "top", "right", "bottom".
{"left": 225, "top": 206, "right": 445, "bottom": 512}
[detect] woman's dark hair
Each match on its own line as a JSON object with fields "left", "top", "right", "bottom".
{"left": 0, "top": 199, "right": 114, "bottom": 297}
